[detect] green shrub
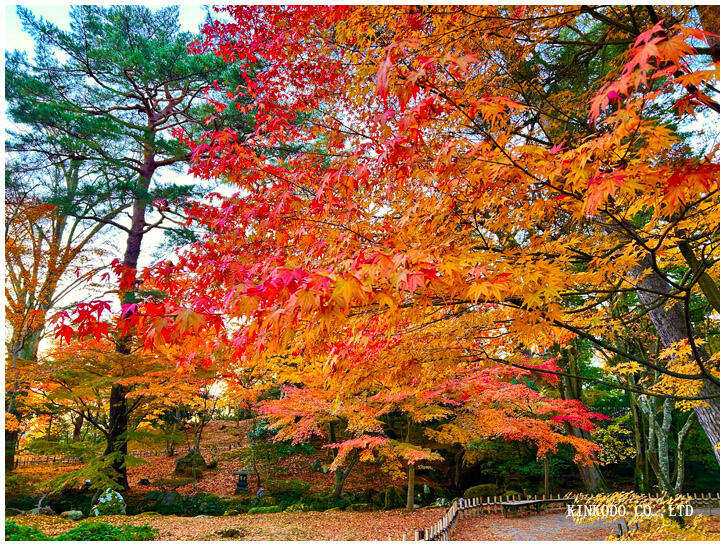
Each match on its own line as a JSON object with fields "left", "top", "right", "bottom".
{"left": 6, "top": 521, "right": 49, "bottom": 541}
{"left": 502, "top": 490, "right": 522, "bottom": 499}
{"left": 384, "top": 486, "right": 405, "bottom": 510}
{"left": 463, "top": 484, "right": 499, "bottom": 499}
{"left": 247, "top": 505, "right": 283, "bottom": 514}
{"left": 90, "top": 489, "right": 126, "bottom": 516}
{"left": 6, "top": 496, "right": 39, "bottom": 512}
{"left": 265, "top": 479, "right": 311, "bottom": 502}
{"left": 55, "top": 521, "right": 158, "bottom": 541}
{"left": 144, "top": 490, "right": 162, "bottom": 502}
{"left": 259, "top": 495, "right": 278, "bottom": 507}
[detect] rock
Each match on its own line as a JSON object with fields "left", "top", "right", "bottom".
{"left": 384, "top": 486, "right": 405, "bottom": 510}
{"left": 145, "top": 490, "right": 162, "bottom": 502}
{"left": 159, "top": 490, "right": 183, "bottom": 507}
{"left": 60, "top": 510, "right": 84, "bottom": 521}
{"left": 29, "top": 506, "right": 56, "bottom": 516}
{"left": 217, "top": 528, "right": 246, "bottom": 538}
{"left": 347, "top": 503, "right": 375, "bottom": 511}
{"left": 174, "top": 450, "right": 206, "bottom": 477}
{"left": 311, "top": 458, "right": 323, "bottom": 472}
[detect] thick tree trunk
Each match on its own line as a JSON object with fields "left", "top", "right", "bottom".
{"left": 106, "top": 168, "right": 152, "bottom": 490}
{"left": 453, "top": 449, "right": 463, "bottom": 490}
{"left": 5, "top": 430, "right": 19, "bottom": 471}
{"left": 631, "top": 258, "right": 720, "bottom": 462}
{"left": 104, "top": 383, "right": 130, "bottom": 490}
{"left": 696, "top": 5, "right": 720, "bottom": 61}
{"left": 406, "top": 463, "right": 415, "bottom": 510}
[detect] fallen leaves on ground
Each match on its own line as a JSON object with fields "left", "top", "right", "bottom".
{"left": 8, "top": 508, "right": 446, "bottom": 541}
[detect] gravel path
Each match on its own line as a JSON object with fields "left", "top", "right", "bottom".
{"left": 452, "top": 508, "right": 719, "bottom": 541}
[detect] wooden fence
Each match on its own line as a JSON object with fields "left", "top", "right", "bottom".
{"left": 13, "top": 442, "right": 244, "bottom": 468}
{"left": 387, "top": 492, "right": 720, "bottom": 541}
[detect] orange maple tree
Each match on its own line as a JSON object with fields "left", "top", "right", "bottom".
{"left": 53, "top": 6, "right": 720, "bottom": 485}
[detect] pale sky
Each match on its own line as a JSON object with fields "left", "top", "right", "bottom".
{"left": 4, "top": 4, "right": 234, "bottom": 350}
{"left": 4, "top": 4, "right": 232, "bottom": 271}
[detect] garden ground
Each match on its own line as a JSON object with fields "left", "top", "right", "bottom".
{"left": 7, "top": 509, "right": 445, "bottom": 541}
{"left": 454, "top": 509, "right": 719, "bottom": 541}
{"left": 8, "top": 510, "right": 719, "bottom": 541}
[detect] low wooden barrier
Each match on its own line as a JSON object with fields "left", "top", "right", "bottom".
{"left": 387, "top": 492, "right": 720, "bottom": 541}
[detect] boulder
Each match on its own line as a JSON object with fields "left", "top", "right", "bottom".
{"left": 174, "top": 450, "right": 206, "bottom": 477}
{"left": 60, "top": 510, "right": 84, "bottom": 521}
{"left": 384, "top": 486, "right": 405, "bottom": 510}
{"left": 159, "top": 490, "right": 183, "bottom": 507}
{"left": 29, "top": 506, "right": 56, "bottom": 516}
{"left": 145, "top": 490, "right": 162, "bottom": 502}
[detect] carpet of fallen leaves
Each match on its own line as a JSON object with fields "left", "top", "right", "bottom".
{"left": 8, "top": 508, "right": 446, "bottom": 541}
{"left": 451, "top": 511, "right": 720, "bottom": 541}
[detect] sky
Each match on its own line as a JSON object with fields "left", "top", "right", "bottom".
{"left": 4, "top": 4, "right": 212, "bottom": 47}
{"left": 4, "top": 5, "right": 233, "bottom": 352}
{"left": 3, "top": 4, "right": 227, "bottom": 271}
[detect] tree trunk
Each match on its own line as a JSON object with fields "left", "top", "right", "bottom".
{"left": 696, "top": 5, "right": 720, "bottom": 61}
{"left": 453, "top": 449, "right": 463, "bottom": 490}
{"left": 631, "top": 258, "right": 720, "bottom": 462}
{"left": 332, "top": 449, "right": 359, "bottom": 499}
{"left": 543, "top": 455, "right": 550, "bottom": 497}
{"left": 5, "top": 429, "right": 19, "bottom": 471}
{"left": 72, "top": 414, "right": 84, "bottom": 442}
{"left": 106, "top": 169, "right": 152, "bottom": 491}
{"left": 559, "top": 354, "right": 607, "bottom": 492}
{"left": 674, "top": 412, "right": 696, "bottom": 494}
{"left": 104, "top": 383, "right": 130, "bottom": 490}
{"left": 406, "top": 463, "right": 415, "bottom": 510}
{"left": 627, "top": 380, "right": 648, "bottom": 493}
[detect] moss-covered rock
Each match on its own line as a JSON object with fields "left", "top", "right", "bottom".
{"left": 247, "top": 505, "right": 283, "bottom": 514}
{"left": 283, "top": 502, "right": 312, "bottom": 513}
{"left": 347, "top": 503, "right": 375, "bottom": 511}
{"left": 60, "top": 510, "right": 84, "bottom": 521}
{"left": 174, "top": 450, "right": 206, "bottom": 477}
{"left": 384, "top": 486, "right": 405, "bottom": 510}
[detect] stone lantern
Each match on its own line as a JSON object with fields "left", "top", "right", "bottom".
{"left": 233, "top": 470, "right": 249, "bottom": 494}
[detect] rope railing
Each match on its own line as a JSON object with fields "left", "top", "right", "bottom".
{"left": 13, "top": 441, "right": 245, "bottom": 468}
{"left": 388, "top": 492, "right": 720, "bottom": 541}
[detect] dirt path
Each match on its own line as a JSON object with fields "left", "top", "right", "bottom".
{"left": 452, "top": 508, "right": 720, "bottom": 541}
